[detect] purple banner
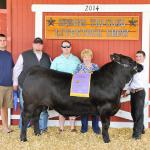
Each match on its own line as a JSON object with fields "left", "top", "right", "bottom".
{"left": 70, "top": 73, "right": 91, "bottom": 97}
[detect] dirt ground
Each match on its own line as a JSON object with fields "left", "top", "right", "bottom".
{"left": 0, "top": 126, "right": 150, "bottom": 150}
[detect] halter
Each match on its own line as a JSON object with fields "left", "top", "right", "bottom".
{"left": 114, "top": 60, "right": 138, "bottom": 73}
{"left": 114, "top": 60, "right": 131, "bottom": 67}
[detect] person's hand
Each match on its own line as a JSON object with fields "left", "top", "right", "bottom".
{"left": 13, "top": 85, "right": 18, "bottom": 91}
{"left": 13, "top": 90, "right": 19, "bottom": 111}
{"left": 121, "top": 90, "right": 129, "bottom": 97}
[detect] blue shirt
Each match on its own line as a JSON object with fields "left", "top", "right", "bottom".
{"left": 74, "top": 63, "right": 99, "bottom": 74}
{"left": 0, "top": 50, "right": 14, "bottom": 86}
{"left": 51, "top": 54, "right": 80, "bottom": 74}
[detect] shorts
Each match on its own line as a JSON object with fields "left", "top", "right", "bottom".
{"left": 0, "top": 86, "right": 13, "bottom": 108}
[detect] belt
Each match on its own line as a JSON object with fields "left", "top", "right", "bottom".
{"left": 130, "top": 88, "right": 144, "bottom": 93}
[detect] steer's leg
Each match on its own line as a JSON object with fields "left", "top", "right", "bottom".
{"left": 32, "top": 106, "right": 43, "bottom": 135}
{"left": 101, "top": 115, "right": 110, "bottom": 143}
{"left": 98, "top": 104, "right": 111, "bottom": 143}
{"left": 20, "top": 111, "right": 32, "bottom": 142}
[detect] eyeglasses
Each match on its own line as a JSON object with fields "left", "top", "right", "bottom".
{"left": 61, "top": 45, "right": 71, "bottom": 48}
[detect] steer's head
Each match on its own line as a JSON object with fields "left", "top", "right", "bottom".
{"left": 110, "top": 53, "right": 143, "bottom": 75}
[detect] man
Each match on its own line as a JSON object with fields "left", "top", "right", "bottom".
{"left": 0, "top": 34, "right": 14, "bottom": 133}
{"left": 13, "top": 37, "right": 51, "bottom": 132}
{"left": 124, "top": 50, "right": 146, "bottom": 139}
{"left": 51, "top": 40, "right": 80, "bottom": 132}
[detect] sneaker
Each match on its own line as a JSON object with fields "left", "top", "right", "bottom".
{"left": 3, "top": 128, "right": 13, "bottom": 133}
{"left": 93, "top": 127, "right": 101, "bottom": 135}
{"left": 80, "top": 129, "right": 88, "bottom": 133}
{"left": 58, "top": 128, "right": 64, "bottom": 133}
{"left": 71, "top": 129, "right": 77, "bottom": 132}
{"left": 93, "top": 130, "right": 101, "bottom": 135}
{"left": 40, "top": 129, "right": 47, "bottom": 134}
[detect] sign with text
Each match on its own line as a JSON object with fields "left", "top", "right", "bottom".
{"left": 70, "top": 73, "right": 91, "bottom": 97}
{"left": 45, "top": 16, "right": 139, "bottom": 40}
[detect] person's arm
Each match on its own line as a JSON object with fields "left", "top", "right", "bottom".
{"left": 122, "top": 83, "right": 131, "bottom": 97}
{"left": 13, "top": 54, "right": 23, "bottom": 90}
{"left": 74, "top": 64, "right": 82, "bottom": 74}
{"left": 50, "top": 58, "right": 57, "bottom": 70}
{"left": 49, "top": 57, "right": 52, "bottom": 63}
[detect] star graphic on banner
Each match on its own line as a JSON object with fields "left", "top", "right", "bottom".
{"left": 129, "top": 17, "right": 137, "bottom": 26}
{"left": 47, "top": 18, "right": 56, "bottom": 26}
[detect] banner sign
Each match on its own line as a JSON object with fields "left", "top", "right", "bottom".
{"left": 70, "top": 73, "right": 91, "bottom": 97}
{"left": 45, "top": 16, "right": 139, "bottom": 40}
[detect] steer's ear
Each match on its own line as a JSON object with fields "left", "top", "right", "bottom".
{"left": 110, "top": 53, "right": 120, "bottom": 62}
{"left": 110, "top": 53, "right": 115, "bottom": 61}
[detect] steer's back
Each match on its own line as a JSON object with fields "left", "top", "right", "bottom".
{"left": 22, "top": 66, "right": 99, "bottom": 116}
{"left": 23, "top": 66, "right": 72, "bottom": 101}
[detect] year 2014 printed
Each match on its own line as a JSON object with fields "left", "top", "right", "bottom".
{"left": 85, "top": 5, "right": 100, "bottom": 12}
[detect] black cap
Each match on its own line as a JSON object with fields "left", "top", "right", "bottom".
{"left": 33, "top": 37, "right": 43, "bottom": 44}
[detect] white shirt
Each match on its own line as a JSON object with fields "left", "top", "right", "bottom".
{"left": 13, "top": 50, "right": 50, "bottom": 86}
{"left": 129, "top": 62, "right": 146, "bottom": 89}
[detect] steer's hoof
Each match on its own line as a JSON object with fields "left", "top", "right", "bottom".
{"left": 103, "top": 138, "right": 110, "bottom": 143}
{"left": 132, "top": 134, "right": 141, "bottom": 140}
{"left": 20, "top": 137, "right": 27, "bottom": 142}
{"left": 142, "top": 130, "right": 145, "bottom": 134}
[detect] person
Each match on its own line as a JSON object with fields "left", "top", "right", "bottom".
{"left": 50, "top": 40, "right": 80, "bottom": 132}
{"left": 74, "top": 48, "right": 100, "bottom": 134}
{"left": 13, "top": 37, "right": 51, "bottom": 133}
{"left": 0, "top": 34, "right": 14, "bottom": 133}
{"left": 123, "top": 50, "right": 146, "bottom": 139}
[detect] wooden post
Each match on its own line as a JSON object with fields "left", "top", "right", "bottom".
{"left": 7, "top": 0, "right": 12, "bottom": 126}
{"left": 7, "top": 0, "right": 12, "bottom": 52}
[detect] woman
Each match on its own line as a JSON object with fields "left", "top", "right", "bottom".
{"left": 75, "top": 49, "right": 100, "bottom": 134}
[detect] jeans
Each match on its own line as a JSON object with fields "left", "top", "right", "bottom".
{"left": 39, "top": 110, "right": 48, "bottom": 130}
{"left": 19, "top": 88, "right": 48, "bottom": 130}
{"left": 19, "top": 87, "right": 29, "bottom": 129}
{"left": 130, "top": 90, "right": 145, "bottom": 136}
{"left": 81, "top": 114, "right": 100, "bottom": 133}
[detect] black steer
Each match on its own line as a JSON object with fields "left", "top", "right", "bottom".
{"left": 20, "top": 53, "right": 143, "bottom": 143}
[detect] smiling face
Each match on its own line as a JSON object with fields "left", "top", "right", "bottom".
{"left": 81, "top": 49, "right": 93, "bottom": 66}
{"left": 136, "top": 53, "right": 145, "bottom": 64}
{"left": 83, "top": 55, "right": 92, "bottom": 64}
{"left": 61, "top": 41, "right": 71, "bottom": 56}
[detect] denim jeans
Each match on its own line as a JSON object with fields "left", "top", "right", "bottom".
{"left": 39, "top": 110, "right": 48, "bottom": 130}
{"left": 19, "top": 88, "right": 48, "bottom": 130}
{"left": 81, "top": 114, "right": 100, "bottom": 133}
